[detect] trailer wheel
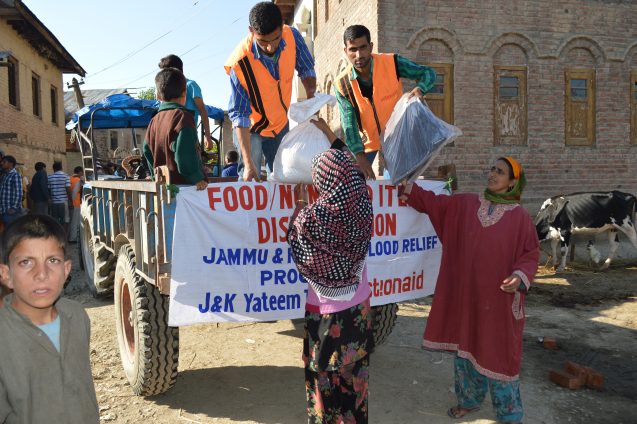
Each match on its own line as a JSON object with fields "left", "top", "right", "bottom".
{"left": 115, "top": 244, "right": 179, "bottom": 396}
{"left": 80, "top": 216, "right": 97, "bottom": 296}
{"left": 372, "top": 303, "right": 398, "bottom": 346}
{"left": 80, "top": 200, "right": 115, "bottom": 298}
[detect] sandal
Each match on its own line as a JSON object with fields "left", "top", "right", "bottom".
{"left": 447, "top": 405, "right": 481, "bottom": 419}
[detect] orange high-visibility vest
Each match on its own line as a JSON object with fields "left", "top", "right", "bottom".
{"left": 336, "top": 53, "right": 403, "bottom": 152}
{"left": 224, "top": 25, "right": 296, "bottom": 137}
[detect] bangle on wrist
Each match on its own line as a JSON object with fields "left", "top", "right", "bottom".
{"left": 296, "top": 199, "right": 307, "bottom": 205}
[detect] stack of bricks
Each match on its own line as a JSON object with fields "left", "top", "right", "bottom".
{"left": 549, "top": 361, "right": 605, "bottom": 391}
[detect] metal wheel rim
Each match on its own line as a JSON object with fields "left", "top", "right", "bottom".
{"left": 119, "top": 276, "right": 135, "bottom": 361}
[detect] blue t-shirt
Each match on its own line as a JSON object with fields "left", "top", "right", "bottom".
{"left": 222, "top": 163, "right": 239, "bottom": 177}
{"left": 186, "top": 79, "right": 203, "bottom": 126}
{"left": 38, "top": 314, "right": 61, "bottom": 352}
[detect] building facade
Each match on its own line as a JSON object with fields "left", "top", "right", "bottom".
{"left": 278, "top": 0, "right": 637, "bottom": 206}
{"left": 0, "top": 0, "right": 84, "bottom": 173}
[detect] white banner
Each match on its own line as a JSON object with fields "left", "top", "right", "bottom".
{"left": 169, "top": 180, "right": 446, "bottom": 325}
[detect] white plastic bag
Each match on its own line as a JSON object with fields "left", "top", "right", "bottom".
{"left": 271, "top": 94, "right": 337, "bottom": 183}
{"left": 381, "top": 94, "right": 462, "bottom": 185}
{"left": 288, "top": 93, "right": 336, "bottom": 123}
{"left": 271, "top": 121, "right": 331, "bottom": 184}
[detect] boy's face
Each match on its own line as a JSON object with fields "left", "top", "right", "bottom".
{"left": 0, "top": 237, "right": 71, "bottom": 324}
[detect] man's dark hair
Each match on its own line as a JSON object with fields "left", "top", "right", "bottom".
{"left": 2, "top": 155, "right": 16, "bottom": 167}
{"left": 52, "top": 161, "right": 62, "bottom": 172}
{"left": 155, "top": 68, "right": 187, "bottom": 101}
{"left": 2, "top": 214, "right": 67, "bottom": 263}
{"left": 35, "top": 162, "right": 46, "bottom": 171}
{"left": 158, "top": 54, "right": 184, "bottom": 72}
{"left": 343, "top": 25, "right": 371, "bottom": 45}
{"left": 74, "top": 166, "right": 83, "bottom": 174}
{"left": 226, "top": 150, "right": 239, "bottom": 163}
{"left": 249, "top": 2, "right": 282, "bottom": 35}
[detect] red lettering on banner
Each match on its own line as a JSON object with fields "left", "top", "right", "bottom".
{"left": 257, "top": 216, "right": 290, "bottom": 243}
{"left": 207, "top": 186, "right": 221, "bottom": 210}
{"left": 373, "top": 213, "right": 396, "bottom": 236}
{"left": 385, "top": 185, "right": 396, "bottom": 207}
{"left": 208, "top": 185, "right": 268, "bottom": 211}
{"left": 224, "top": 187, "right": 238, "bottom": 211}
{"left": 279, "top": 185, "right": 293, "bottom": 209}
{"left": 255, "top": 185, "right": 267, "bottom": 210}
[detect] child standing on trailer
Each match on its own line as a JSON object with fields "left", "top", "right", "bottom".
{"left": 142, "top": 67, "right": 207, "bottom": 190}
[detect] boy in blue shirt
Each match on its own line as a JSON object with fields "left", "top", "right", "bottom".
{"left": 0, "top": 215, "right": 99, "bottom": 423}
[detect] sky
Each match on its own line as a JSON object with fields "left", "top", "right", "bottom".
{"left": 26, "top": 0, "right": 265, "bottom": 109}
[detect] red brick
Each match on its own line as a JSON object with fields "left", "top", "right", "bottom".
{"left": 564, "top": 361, "right": 588, "bottom": 386}
{"left": 584, "top": 368, "right": 605, "bottom": 391}
{"left": 549, "top": 369, "right": 582, "bottom": 390}
{"left": 542, "top": 337, "right": 557, "bottom": 350}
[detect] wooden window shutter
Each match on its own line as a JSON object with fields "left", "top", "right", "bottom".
{"left": 494, "top": 66, "right": 527, "bottom": 146}
{"left": 424, "top": 63, "right": 454, "bottom": 125}
{"left": 630, "top": 70, "right": 637, "bottom": 145}
{"left": 565, "top": 69, "right": 595, "bottom": 146}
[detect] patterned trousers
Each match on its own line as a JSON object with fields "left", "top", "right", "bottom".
{"left": 454, "top": 355, "right": 523, "bottom": 422}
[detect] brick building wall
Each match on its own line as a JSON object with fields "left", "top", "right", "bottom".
{"left": 0, "top": 18, "right": 67, "bottom": 173}
{"left": 309, "top": 0, "right": 637, "bottom": 207}
{"left": 312, "top": 0, "right": 378, "bottom": 131}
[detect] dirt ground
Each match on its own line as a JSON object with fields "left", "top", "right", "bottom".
{"left": 62, "top": 243, "right": 637, "bottom": 424}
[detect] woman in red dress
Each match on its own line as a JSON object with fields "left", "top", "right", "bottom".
{"left": 399, "top": 157, "right": 539, "bottom": 424}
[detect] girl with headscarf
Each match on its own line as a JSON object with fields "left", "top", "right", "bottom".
{"left": 288, "top": 118, "right": 374, "bottom": 423}
{"left": 399, "top": 157, "right": 539, "bottom": 424}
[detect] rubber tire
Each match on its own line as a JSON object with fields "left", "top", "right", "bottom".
{"left": 80, "top": 198, "right": 115, "bottom": 298}
{"left": 114, "top": 244, "right": 179, "bottom": 396}
{"left": 372, "top": 303, "right": 398, "bottom": 346}
{"left": 80, "top": 213, "right": 97, "bottom": 297}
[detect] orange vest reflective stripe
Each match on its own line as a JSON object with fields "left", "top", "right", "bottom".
{"left": 224, "top": 25, "right": 296, "bottom": 137}
{"left": 336, "top": 53, "right": 403, "bottom": 152}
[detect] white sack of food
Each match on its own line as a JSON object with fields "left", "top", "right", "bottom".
{"left": 381, "top": 94, "right": 462, "bottom": 185}
{"left": 271, "top": 94, "right": 337, "bottom": 183}
{"left": 288, "top": 93, "right": 337, "bottom": 123}
{"left": 271, "top": 120, "right": 331, "bottom": 184}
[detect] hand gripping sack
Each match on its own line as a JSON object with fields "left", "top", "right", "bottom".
{"left": 381, "top": 94, "right": 462, "bottom": 185}
{"left": 271, "top": 94, "right": 337, "bottom": 184}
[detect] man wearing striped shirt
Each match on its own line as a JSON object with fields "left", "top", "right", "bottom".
{"left": 335, "top": 25, "right": 437, "bottom": 179}
{"left": 0, "top": 155, "right": 23, "bottom": 226}
{"left": 225, "top": 1, "right": 316, "bottom": 181}
{"left": 47, "top": 161, "right": 71, "bottom": 234}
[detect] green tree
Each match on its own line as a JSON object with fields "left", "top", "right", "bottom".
{"left": 137, "top": 87, "right": 156, "bottom": 100}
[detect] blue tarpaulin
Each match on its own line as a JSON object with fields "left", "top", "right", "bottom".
{"left": 66, "top": 93, "right": 224, "bottom": 130}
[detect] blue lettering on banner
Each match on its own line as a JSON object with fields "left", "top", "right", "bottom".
{"left": 260, "top": 268, "right": 308, "bottom": 286}
{"left": 368, "top": 240, "right": 399, "bottom": 257}
{"left": 401, "top": 236, "right": 438, "bottom": 253}
{"left": 203, "top": 248, "right": 268, "bottom": 265}
{"left": 244, "top": 292, "right": 302, "bottom": 312}
{"left": 199, "top": 293, "right": 237, "bottom": 313}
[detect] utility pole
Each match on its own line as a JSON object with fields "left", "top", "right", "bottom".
{"left": 67, "top": 77, "right": 85, "bottom": 109}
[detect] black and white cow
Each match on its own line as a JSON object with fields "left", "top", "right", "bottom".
{"left": 535, "top": 191, "right": 637, "bottom": 270}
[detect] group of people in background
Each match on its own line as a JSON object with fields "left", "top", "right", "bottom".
{"left": 0, "top": 151, "right": 83, "bottom": 243}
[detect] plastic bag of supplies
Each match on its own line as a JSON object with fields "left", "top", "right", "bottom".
{"left": 381, "top": 94, "right": 462, "bottom": 185}
{"left": 271, "top": 94, "right": 336, "bottom": 183}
